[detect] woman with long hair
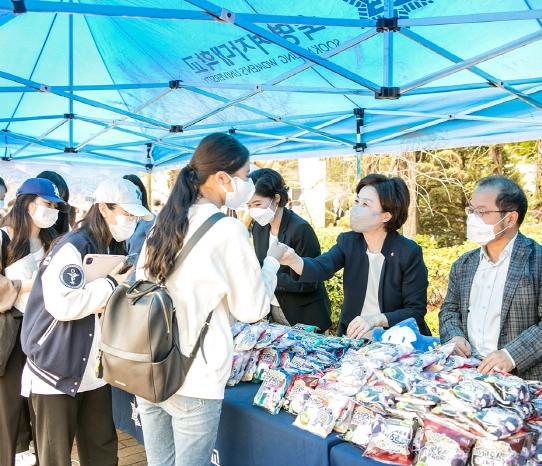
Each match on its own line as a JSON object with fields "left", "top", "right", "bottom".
{"left": 36, "top": 171, "right": 71, "bottom": 235}
{"left": 0, "top": 177, "right": 67, "bottom": 466}
{"left": 20, "top": 177, "right": 151, "bottom": 466}
{"left": 136, "top": 132, "right": 286, "bottom": 466}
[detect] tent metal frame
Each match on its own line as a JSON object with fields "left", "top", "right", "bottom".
{"left": 2, "top": 0, "right": 542, "bottom": 166}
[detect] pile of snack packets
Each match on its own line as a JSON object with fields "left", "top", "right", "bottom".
{"left": 229, "top": 321, "right": 542, "bottom": 466}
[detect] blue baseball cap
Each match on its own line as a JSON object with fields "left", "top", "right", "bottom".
{"left": 16, "top": 178, "right": 69, "bottom": 212}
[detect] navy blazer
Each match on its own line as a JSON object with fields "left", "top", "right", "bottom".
{"left": 252, "top": 208, "right": 331, "bottom": 331}
{"left": 300, "top": 230, "right": 430, "bottom": 336}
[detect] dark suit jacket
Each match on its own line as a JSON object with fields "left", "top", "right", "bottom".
{"left": 300, "top": 230, "right": 430, "bottom": 337}
{"left": 252, "top": 208, "right": 331, "bottom": 331}
{"left": 440, "top": 233, "right": 542, "bottom": 381}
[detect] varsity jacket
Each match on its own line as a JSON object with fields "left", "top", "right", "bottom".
{"left": 21, "top": 229, "right": 117, "bottom": 396}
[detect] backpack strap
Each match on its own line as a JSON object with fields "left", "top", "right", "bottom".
{"left": 172, "top": 212, "right": 226, "bottom": 273}
{"left": 171, "top": 211, "right": 226, "bottom": 366}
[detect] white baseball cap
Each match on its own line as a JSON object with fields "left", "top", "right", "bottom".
{"left": 93, "top": 178, "right": 153, "bottom": 221}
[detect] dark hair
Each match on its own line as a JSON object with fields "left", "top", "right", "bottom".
{"left": 77, "top": 204, "right": 126, "bottom": 254}
{"left": 477, "top": 175, "right": 528, "bottom": 226}
{"left": 37, "top": 171, "right": 70, "bottom": 235}
{"left": 249, "top": 168, "right": 289, "bottom": 208}
{"left": 145, "top": 132, "right": 249, "bottom": 282}
{"left": 0, "top": 194, "right": 57, "bottom": 265}
{"left": 123, "top": 174, "right": 150, "bottom": 210}
{"left": 0, "top": 177, "right": 6, "bottom": 192}
{"left": 356, "top": 174, "right": 410, "bottom": 232}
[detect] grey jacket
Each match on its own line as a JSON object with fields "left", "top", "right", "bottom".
{"left": 440, "top": 233, "right": 542, "bottom": 381}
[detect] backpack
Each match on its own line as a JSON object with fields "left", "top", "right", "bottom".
{"left": 97, "top": 212, "right": 225, "bottom": 403}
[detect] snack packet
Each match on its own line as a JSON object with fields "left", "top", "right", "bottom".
{"left": 292, "top": 323, "right": 320, "bottom": 333}
{"left": 472, "top": 406, "right": 523, "bottom": 439}
{"left": 334, "top": 398, "right": 355, "bottom": 434}
{"left": 451, "top": 380, "right": 497, "bottom": 409}
{"left": 293, "top": 391, "right": 348, "bottom": 438}
{"left": 471, "top": 432, "right": 535, "bottom": 466}
{"left": 415, "top": 414, "right": 475, "bottom": 466}
{"left": 344, "top": 406, "right": 384, "bottom": 447}
{"left": 234, "top": 323, "right": 267, "bottom": 351}
{"left": 284, "top": 374, "right": 319, "bottom": 415}
{"left": 231, "top": 321, "right": 248, "bottom": 338}
{"left": 253, "top": 348, "right": 281, "bottom": 382}
{"left": 364, "top": 418, "right": 415, "bottom": 465}
{"left": 241, "top": 349, "right": 262, "bottom": 382}
{"left": 253, "top": 369, "right": 293, "bottom": 415}
{"left": 478, "top": 372, "right": 530, "bottom": 405}
{"left": 227, "top": 351, "right": 247, "bottom": 387}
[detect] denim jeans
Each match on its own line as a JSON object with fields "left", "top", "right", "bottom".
{"left": 137, "top": 394, "right": 222, "bottom": 466}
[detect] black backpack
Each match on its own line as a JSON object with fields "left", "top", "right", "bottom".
{"left": 97, "top": 212, "right": 225, "bottom": 403}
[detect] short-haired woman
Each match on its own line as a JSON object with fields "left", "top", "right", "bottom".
{"left": 280, "top": 174, "right": 430, "bottom": 338}
{"left": 247, "top": 168, "right": 331, "bottom": 331}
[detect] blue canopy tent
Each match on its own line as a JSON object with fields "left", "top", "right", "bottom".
{"left": 0, "top": 0, "right": 542, "bottom": 171}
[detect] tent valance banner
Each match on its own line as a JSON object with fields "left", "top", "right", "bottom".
{"left": 0, "top": 0, "right": 542, "bottom": 169}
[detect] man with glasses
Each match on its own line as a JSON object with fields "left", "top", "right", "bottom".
{"left": 439, "top": 175, "right": 542, "bottom": 380}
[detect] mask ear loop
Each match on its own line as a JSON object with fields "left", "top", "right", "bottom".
{"left": 494, "top": 212, "right": 512, "bottom": 237}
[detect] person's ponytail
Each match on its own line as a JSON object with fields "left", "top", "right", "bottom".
{"left": 144, "top": 132, "right": 249, "bottom": 283}
{"left": 144, "top": 165, "right": 200, "bottom": 282}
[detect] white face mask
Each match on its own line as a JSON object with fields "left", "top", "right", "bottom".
{"left": 249, "top": 199, "right": 277, "bottom": 227}
{"left": 30, "top": 204, "right": 59, "bottom": 229}
{"left": 221, "top": 175, "right": 255, "bottom": 210}
{"left": 466, "top": 213, "right": 509, "bottom": 246}
{"left": 350, "top": 203, "right": 384, "bottom": 233}
{"left": 0, "top": 200, "right": 4, "bottom": 209}
{"left": 109, "top": 215, "right": 137, "bottom": 242}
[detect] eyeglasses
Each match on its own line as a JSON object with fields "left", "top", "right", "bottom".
{"left": 465, "top": 206, "right": 513, "bottom": 217}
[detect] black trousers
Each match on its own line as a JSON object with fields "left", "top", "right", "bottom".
{"left": 0, "top": 327, "right": 32, "bottom": 466}
{"left": 31, "top": 385, "right": 118, "bottom": 466}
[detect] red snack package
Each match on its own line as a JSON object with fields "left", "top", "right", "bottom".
{"left": 415, "top": 414, "right": 476, "bottom": 466}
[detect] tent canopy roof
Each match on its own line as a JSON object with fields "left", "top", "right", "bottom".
{"left": 1, "top": 0, "right": 542, "bottom": 170}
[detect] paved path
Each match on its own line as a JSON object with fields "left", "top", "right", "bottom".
{"left": 71, "top": 430, "right": 147, "bottom": 466}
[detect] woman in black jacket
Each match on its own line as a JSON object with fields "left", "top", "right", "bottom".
{"left": 247, "top": 168, "right": 331, "bottom": 331}
{"left": 280, "top": 174, "right": 430, "bottom": 338}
